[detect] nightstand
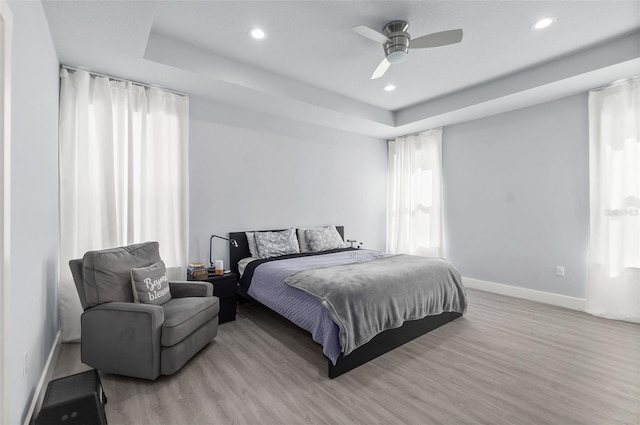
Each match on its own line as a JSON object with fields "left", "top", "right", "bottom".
{"left": 188, "top": 272, "right": 238, "bottom": 323}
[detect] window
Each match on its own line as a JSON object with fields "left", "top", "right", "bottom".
{"left": 587, "top": 78, "right": 640, "bottom": 323}
{"left": 387, "top": 128, "right": 443, "bottom": 257}
{"left": 58, "top": 69, "right": 189, "bottom": 341}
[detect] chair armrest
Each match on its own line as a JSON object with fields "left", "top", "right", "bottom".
{"left": 170, "top": 281, "right": 213, "bottom": 298}
{"left": 84, "top": 301, "right": 164, "bottom": 319}
{"left": 81, "top": 302, "right": 164, "bottom": 380}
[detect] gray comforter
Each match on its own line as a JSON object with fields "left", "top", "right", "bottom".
{"left": 284, "top": 254, "right": 467, "bottom": 356}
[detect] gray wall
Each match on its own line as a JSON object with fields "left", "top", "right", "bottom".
{"left": 188, "top": 98, "right": 388, "bottom": 267}
{"left": 443, "top": 94, "right": 590, "bottom": 298}
{"left": 7, "top": 1, "right": 60, "bottom": 424}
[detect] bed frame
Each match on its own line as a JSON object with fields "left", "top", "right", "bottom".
{"left": 228, "top": 227, "right": 462, "bottom": 379}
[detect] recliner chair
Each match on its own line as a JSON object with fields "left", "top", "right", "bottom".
{"left": 69, "top": 241, "right": 219, "bottom": 380}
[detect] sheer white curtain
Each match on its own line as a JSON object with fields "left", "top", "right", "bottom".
{"left": 587, "top": 78, "right": 640, "bottom": 323}
{"left": 387, "top": 128, "right": 443, "bottom": 257}
{"left": 58, "top": 69, "right": 189, "bottom": 341}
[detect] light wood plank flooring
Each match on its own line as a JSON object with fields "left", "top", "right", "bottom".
{"left": 50, "top": 289, "right": 640, "bottom": 425}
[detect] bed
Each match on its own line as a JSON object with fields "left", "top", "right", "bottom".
{"left": 229, "top": 226, "right": 467, "bottom": 378}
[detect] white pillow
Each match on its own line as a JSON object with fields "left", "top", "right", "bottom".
{"left": 245, "top": 232, "right": 259, "bottom": 258}
{"left": 305, "top": 226, "right": 345, "bottom": 252}
{"left": 237, "top": 257, "right": 256, "bottom": 277}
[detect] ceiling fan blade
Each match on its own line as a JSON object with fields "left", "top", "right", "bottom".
{"left": 410, "top": 29, "right": 463, "bottom": 49}
{"left": 352, "top": 25, "right": 391, "bottom": 45}
{"left": 371, "top": 57, "right": 391, "bottom": 79}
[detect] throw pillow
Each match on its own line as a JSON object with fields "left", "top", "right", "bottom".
{"left": 130, "top": 260, "right": 172, "bottom": 305}
{"left": 305, "top": 226, "right": 345, "bottom": 252}
{"left": 254, "top": 228, "right": 300, "bottom": 259}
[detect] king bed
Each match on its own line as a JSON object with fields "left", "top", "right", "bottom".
{"left": 229, "top": 226, "right": 467, "bottom": 378}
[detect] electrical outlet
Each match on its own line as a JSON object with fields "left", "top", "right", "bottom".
{"left": 23, "top": 351, "right": 28, "bottom": 377}
{"left": 556, "top": 266, "right": 565, "bottom": 277}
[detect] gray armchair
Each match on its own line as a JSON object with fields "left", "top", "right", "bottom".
{"left": 69, "top": 241, "right": 219, "bottom": 380}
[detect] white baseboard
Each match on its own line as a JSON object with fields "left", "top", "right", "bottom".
{"left": 463, "top": 277, "right": 587, "bottom": 311}
{"left": 24, "top": 330, "right": 61, "bottom": 425}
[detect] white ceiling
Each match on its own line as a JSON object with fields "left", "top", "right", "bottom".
{"left": 42, "top": 0, "right": 640, "bottom": 139}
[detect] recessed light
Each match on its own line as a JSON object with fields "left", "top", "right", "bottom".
{"left": 532, "top": 17, "right": 556, "bottom": 30}
{"left": 383, "top": 84, "right": 397, "bottom": 92}
{"left": 249, "top": 28, "right": 267, "bottom": 40}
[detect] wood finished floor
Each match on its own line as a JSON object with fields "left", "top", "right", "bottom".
{"left": 51, "top": 289, "right": 640, "bottom": 425}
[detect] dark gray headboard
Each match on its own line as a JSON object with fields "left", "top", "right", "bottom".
{"left": 228, "top": 226, "right": 344, "bottom": 275}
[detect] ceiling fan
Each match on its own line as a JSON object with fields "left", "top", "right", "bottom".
{"left": 352, "top": 20, "right": 463, "bottom": 79}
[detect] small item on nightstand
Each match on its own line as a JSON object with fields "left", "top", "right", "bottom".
{"left": 214, "top": 260, "right": 224, "bottom": 275}
{"left": 187, "top": 262, "right": 208, "bottom": 280}
{"left": 347, "top": 240, "right": 363, "bottom": 249}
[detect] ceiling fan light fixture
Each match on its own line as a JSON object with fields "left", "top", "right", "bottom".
{"left": 386, "top": 50, "right": 407, "bottom": 64}
{"left": 532, "top": 17, "right": 556, "bottom": 30}
{"left": 354, "top": 19, "right": 464, "bottom": 80}
{"left": 249, "top": 28, "right": 267, "bottom": 40}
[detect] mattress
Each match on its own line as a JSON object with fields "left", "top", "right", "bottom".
{"left": 243, "top": 249, "right": 466, "bottom": 364}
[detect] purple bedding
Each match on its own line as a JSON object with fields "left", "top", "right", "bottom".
{"left": 246, "top": 249, "right": 386, "bottom": 364}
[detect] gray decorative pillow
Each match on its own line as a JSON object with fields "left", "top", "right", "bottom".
{"left": 130, "top": 260, "right": 172, "bottom": 305}
{"left": 305, "top": 226, "right": 345, "bottom": 252}
{"left": 254, "top": 228, "right": 300, "bottom": 259}
{"left": 296, "top": 228, "right": 312, "bottom": 253}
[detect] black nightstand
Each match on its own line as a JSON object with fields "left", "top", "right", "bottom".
{"left": 188, "top": 272, "right": 238, "bottom": 323}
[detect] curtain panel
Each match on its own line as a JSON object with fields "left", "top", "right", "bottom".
{"left": 58, "top": 69, "right": 189, "bottom": 341}
{"left": 587, "top": 78, "right": 640, "bottom": 323}
{"left": 387, "top": 128, "right": 443, "bottom": 257}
